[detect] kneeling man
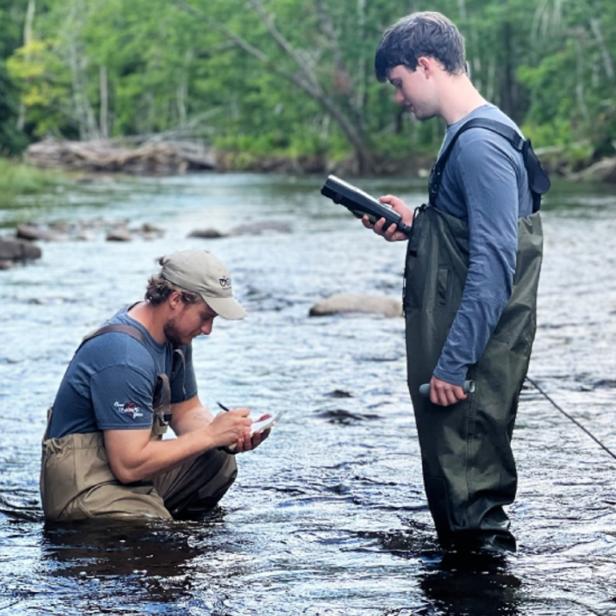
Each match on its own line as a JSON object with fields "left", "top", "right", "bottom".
{"left": 41, "top": 249, "right": 266, "bottom": 521}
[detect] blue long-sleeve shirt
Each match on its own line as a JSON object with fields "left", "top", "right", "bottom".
{"left": 432, "top": 104, "right": 533, "bottom": 385}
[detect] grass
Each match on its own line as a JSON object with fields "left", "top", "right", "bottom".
{"left": 0, "top": 157, "right": 67, "bottom": 196}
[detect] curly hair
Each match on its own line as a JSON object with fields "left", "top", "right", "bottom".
{"left": 375, "top": 11, "right": 466, "bottom": 81}
{"left": 145, "top": 257, "right": 200, "bottom": 306}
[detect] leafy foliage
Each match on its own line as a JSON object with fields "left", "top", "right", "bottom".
{"left": 0, "top": 0, "right": 614, "bottom": 170}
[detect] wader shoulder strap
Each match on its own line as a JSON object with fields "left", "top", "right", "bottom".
{"left": 428, "top": 117, "right": 550, "bottom": 212}
{"left": 78, "top": 323, "right": 147, "bottom": 352}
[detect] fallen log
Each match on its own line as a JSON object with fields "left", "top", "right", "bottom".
{"left": 25, "top": 138, "right": 216, "bottom": 175}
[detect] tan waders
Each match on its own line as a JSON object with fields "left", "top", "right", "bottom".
{"left": 40, "top": 324, "right": 237, "bottom": 522}
{"left": 404, "top": 118, "right": 546, "bottom": 550}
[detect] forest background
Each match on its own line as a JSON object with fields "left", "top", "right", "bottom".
{"left": 0, "top": 0, "right": 615, "bottom": 176}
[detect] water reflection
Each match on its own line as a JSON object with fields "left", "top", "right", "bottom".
{"left": 349, "top": 521, "right": 522, "bottom": 615}
{"left": 42, "top": 518, "right": 207, "bottom": 604}
{"left": 419, "top": 552, "right": 521, "bottom": 616}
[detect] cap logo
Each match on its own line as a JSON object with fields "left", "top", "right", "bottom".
{"left": 219, "top": 276, "right": 231, "bottom": 289}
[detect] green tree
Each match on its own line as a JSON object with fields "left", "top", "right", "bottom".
{"left": 2, "top": 0, "right": 614, "bottom": 171}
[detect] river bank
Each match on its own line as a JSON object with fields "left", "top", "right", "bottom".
{"left": 11, "top": 137, "right": 616, "bottom": 182}
{"left": 0, "top": 158, "right": 69, "bottom": 198}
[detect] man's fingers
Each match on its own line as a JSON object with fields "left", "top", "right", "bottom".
{"left": 229, "top": 407, "right": 251, "bottom": 417}
{"left": 373, "top": 217, "right": 386, "bottom": 234}
{"left": 445, "top": 389, "right": 458, "bottom": 406}
{"left": 361, "top": 215, "right": 374, "bottom": 229}
{"left": 384, "top": 223, "right": 400, "bottom": 241}
{"left": 429, "top": 383, "right": 468, "bottom": 407}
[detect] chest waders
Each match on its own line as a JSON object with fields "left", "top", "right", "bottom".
{"left": 40, "top": 324, "right": 179, "bottom": 521}
{"left": 404, "top": 118, "right": 547, "bottom": 548}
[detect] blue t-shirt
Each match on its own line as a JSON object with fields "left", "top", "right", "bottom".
{"left": 48, "top": 307, "right": 198, "bottom": 438}
{"left": 432, "top": 104, "right": 533, "bottom": 385}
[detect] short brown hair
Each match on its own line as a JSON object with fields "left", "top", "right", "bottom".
{"left": 375, "top": 11, "right": 466, "bottom": 81}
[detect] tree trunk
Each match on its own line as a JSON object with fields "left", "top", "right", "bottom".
{"left": 589, "top": 17, "right": 614, "bottom": 80}
{"left": 99, "top": 65, "right": 109, "bottom": 138}
{"left": 183, "top": 0, "right": 376, "bottom": 173}
{"left": 498, "top": 20, "right": 517, "bottom": 120}
{"left": 66, "top": 0, "right": 99, "bottom": 139}
{"left": 16, "top": 0, "right": 36, "bottom": 131}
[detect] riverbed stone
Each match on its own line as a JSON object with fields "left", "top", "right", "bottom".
{"left": 230, "top": 221, "right": 292, "bottom": 236}
{"left": 309, "top": 293, "right": 402, "bottom": 318}
{"left": 0, "top": 237, "right": 43, "bottom": 262}
{"left": 16, "top": 223, "right": 62, "bottom": 242}
{"left": 188, "top": 228, "right": 229, "bottom": 239}
{"left": 106, "top": 227, "right": 132, "bottom": 242}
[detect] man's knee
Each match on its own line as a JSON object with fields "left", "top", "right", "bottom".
{"left": 162, "top": 449, "right": 238, "bottom": 518}
{"left": 194, "top": 449, "right": 238, "bottom": 504}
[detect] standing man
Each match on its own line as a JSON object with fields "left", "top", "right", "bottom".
{"left": 364, "top": 12, "right": 548, "bottom": 553}
{"left": 41, "top": 249, "right": 269, "bottom": 521}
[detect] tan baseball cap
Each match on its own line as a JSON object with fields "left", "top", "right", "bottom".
{"left": 159, "top": 250, "right": 246, "bottom": 320}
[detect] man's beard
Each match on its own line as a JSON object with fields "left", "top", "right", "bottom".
{"left": 163, "top": 319, "right": 187, "bottom": 347}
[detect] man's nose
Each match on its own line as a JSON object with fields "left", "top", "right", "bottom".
{"left": 201, "top": 320, "right": 213, "bottom": 335}
{"left": 394, "top": 90, "right": 405, "bottom": 105}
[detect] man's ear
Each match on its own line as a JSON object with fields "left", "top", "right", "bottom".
{"left": 168, "top": 290, "right": 183, "bottom": 309}
{"left": 417, "top": 56, "right": 436, "bottom": 76}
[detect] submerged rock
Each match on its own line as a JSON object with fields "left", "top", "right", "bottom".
{"left": 325, "top": 389, "right": 354, "bottom": 398}
{"left": 188, "top": 228, "right": 229, "bottom": 239}
{"left": 188, "top": 221, "right": 292, "bottom": 239}
{"left": 316, "top": 408, "right": 380, "bottom": 425}
{"left": 309, "top": 293, "right": 402, "bottom": 318}
{"left": 230, "top": 221, "right": 292, "bottom": 236}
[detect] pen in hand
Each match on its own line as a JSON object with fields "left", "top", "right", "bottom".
{"left": 216, "top": 401, "right": 244, "bottom": 453}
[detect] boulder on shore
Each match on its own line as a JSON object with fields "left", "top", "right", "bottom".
{"left": 309, "top": 293, "right": 402, "bottom": 318}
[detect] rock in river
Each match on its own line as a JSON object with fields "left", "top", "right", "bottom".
{"left": 309, "top": 293, "right": 402, "bottom": 318}
{"left": 0, "top": 237, "right": 42, "bottom": 268}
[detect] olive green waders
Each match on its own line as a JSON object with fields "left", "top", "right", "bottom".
{"left": 404, "top": 118, "right": 547, "bottom": 549}
{"left": 40, "top": 324, "right": 237, "bottom": 522}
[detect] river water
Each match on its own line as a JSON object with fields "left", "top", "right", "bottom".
{"left": 0, "top": 173, "right": 614, "bottom": 615}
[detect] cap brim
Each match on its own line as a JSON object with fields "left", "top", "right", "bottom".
{"left": 202, "top": 296, "right": 246, "bottom": 320}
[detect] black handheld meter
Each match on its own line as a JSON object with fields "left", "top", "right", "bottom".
{"left": 320, "top": 175, "right": 413, "bottom": 236}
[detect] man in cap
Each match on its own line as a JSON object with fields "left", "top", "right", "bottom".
{"left": 41, "top": 250, "right": 267, "bottom": 521}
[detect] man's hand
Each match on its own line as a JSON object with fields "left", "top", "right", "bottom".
{"left": 428, "top": 376, "right": 468, "bottom": 407}
{"left": 362, "top": 194, "right": 413, "bottom": 242}
{"left": 233, "top": 414, "right": 272, "bottom": 453}
{"left": 104, "top": 406, "right": 253, "bottom": 484}
{"left": 209, "top": 408, "right": 252, "bottom": 448}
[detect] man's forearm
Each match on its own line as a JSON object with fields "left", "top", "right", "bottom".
{"left": 171, "top": 405, "right": 215, "bottom": 435}
{"left": 104, "top": 428, "right": 215, "bottom": 484}
{"left": 169, "top": 395, "right": 215, "bottom": 435}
